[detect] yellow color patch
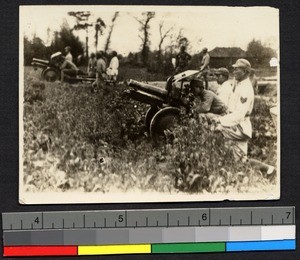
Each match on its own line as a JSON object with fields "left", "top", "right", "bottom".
{"left": 78, "top": 244, "right": 151, "bottom": 255}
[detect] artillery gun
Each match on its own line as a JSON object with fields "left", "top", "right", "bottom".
{"left": 125, "top": 70, "right": 201, "bottom": 142}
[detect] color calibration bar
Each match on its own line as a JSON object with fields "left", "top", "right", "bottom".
{"left": 4, "top": 240, "right": 296, "bottom": 256}
{"left": 2, "top": 207, "right": 296, "bottom": 257}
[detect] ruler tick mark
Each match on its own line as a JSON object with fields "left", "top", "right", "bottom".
{"left": 83, "top": 214, "right": 86, "bottom": 228}
{"left": 115, "top": 221, "right": 117, "bottom": 227}
{"left": 188, "top": 216, "right": 190, "bottom": 226}
{"left": 94, "top": 221, "right": 96, "bottom": 228}
{"left": 63, "top": 219, "right": 65, "bottom": 228}
{"left": 73, "top": 222, "right": 75, "bottom": 228}
{"left": 31, "top": 223, "right": 33, "bottom": 229}
{"left": 251, "top": 211, "right": 253, "bottom": 225}
{"left": 282, "top": 218, "right": 284, "bottom": 224}
{"left": 177, "top": 220, "right": 179, "bottom": 226}
{"left": 230, "top": 216, "right": 232, "bottom": 226}
{"left": 167, "top": 213, "right": 169, "bottom": 227}
{"left": 146, "top": 217, "right": 148, "bottom": 227}
{"left": 261, "top": 218, "right": 263, "bottom": 225}
{"left": 219, "top": 219, "right": 221, "bottom": 226}
{"left": 136, "top": 221, "right": 138, "bottom": 227}
{"left": 21, "top": 220, "right": 23, "bottom": 230}
{"left": 156, "top": 220, "right": 159, "bottom": 227}
{"left": 52, "top": 223, "right": 54, "bottom": 229}
{"left": 10, "top": 224, "right": 12, "bottom": 230}
{"left": 272, "top": 215, "right": 274, "bottom": 224}
{"left": 240, "top": 219, "right": 242, "bottom": 225}
{"left": 104, "top": 218, "right": 107, "bottom": 228}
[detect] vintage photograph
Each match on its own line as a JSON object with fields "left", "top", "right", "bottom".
{"left": 19, "top": 5, "right": 280, "bottom": 203}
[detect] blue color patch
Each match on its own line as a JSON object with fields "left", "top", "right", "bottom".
{"left": 226, "top": 240, "right": 296, "bottom": 251}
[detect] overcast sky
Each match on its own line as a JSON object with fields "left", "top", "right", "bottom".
{"left": 20, "top": 5, "right": 279, "bottom": 56}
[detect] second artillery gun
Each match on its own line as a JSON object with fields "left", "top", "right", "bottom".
{"left": 124, "top": 70, "right": 201, "bottom": 142}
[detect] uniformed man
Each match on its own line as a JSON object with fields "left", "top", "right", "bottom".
{"left": 93, "top": 51, "right": 107, "bottom": 89}
{"left": 87, "top": 53, "right": 97, "bottom": 77}
{"left": 60, "top": 56, "right": 79, "bottom": 83}
{"left": 189, "top": 79, "right": 227, "bottom": 115}
{"left": 213, "top": 59, "right": 254, "bottom": 157}
{"left": 175, "top": 46, "right": 191, "bottom": 74}
{"left": 215, "top": 68, "right": 233, "bottom": 107}
{"left": 64, "top": 46, "right": 73, "bottom": 62}
{"left": 200, "top": 47, "right": 210, "bottom": 72}
{"left": 199, "top": 47, "right": 210, "bottom": 89}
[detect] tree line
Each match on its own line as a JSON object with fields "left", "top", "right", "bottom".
{"left": 24, "top": 11, "right": 277, "bottom": 73}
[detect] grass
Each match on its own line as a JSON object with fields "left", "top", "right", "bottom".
{"left": 21, "top": 66, "right": 278, "bottom": 196}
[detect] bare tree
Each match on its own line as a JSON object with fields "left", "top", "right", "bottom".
{"left": 68, "top": 11, "right": 93, "bottom": 58}
{"left": 104, "top": 12, "right": 119, "bottom": 53}
{"left": 94, "top": 18, "right": 106, "bottom": 52}
{"left": 134, "top": 12, "right": 155, "bottom": 65}
{"left": 158, "top": 22, "right": 173, "bottom": 55}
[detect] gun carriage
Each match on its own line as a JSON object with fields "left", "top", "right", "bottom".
{"left": 125, "top": 70, "right": 201, "bottom": 142}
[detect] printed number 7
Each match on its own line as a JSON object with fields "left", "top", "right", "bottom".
{"left": 286, "top": 212, "right": 291, "bottom": 219}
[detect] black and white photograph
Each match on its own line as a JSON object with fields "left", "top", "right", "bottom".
{"left": 19, "top": 5, "right": 280, "bottom": 204}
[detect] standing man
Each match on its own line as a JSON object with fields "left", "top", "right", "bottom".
{"left": 215, "top": 67, "right": 233, "bottom": 107}
{"left": 93, "top": 51, "right": 107, "bottom": 88}
{"left": 199, "top": 47, "right": 210, "bottom": 89}
{"left": 175, "top": 46, "right": 191, "bottom": 74}
{"left": 87, "top": 53, "right": 97, "bottom": 77}
{"left": 64, "top": 46, "right": 73, "bottom": 62}
{"left": 106, "top": 51, "right": 119, "bottom": 82}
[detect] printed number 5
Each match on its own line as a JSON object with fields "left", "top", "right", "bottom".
{"left": 118, "top": 215, "right": 124, "bottom": 222}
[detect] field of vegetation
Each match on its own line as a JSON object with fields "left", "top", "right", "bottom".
{"left": 22, "top": 66, "right": 278, "bottom": 199}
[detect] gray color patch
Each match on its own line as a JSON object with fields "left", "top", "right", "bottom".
{"left": 162, "top": 227, "right": 196, "bottom": 243}
{"left": 129, "top": 227, "right": 163, "bottom": 243}
{"left": 195, "top": 227, "right": 229, "bottom": 242}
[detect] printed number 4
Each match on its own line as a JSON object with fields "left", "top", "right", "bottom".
{"left": 34, "top": 217, "right": 40, "bottom": 224}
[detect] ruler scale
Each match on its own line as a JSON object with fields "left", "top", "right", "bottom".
{"left": 2, "top": 207, "right": 296, "bottom": 257}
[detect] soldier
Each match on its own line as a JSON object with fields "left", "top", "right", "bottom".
{"left": 175, "top": 46, "right": 191, "bottom": 74}
{"left": 189, "top": 79, "right": 227, "bottom": 115}
{"left": 93, "top": 51, "right": 107, "bottom": 89}
{"left": 199, "top": 47, "right": 210, "bottom": 89}
{"left": 215, "top": 67, "right": 233, "bottom": 107}
{"left": 87, "top": 53, "right": 97, "bottom": 77}
{"left": 213, "top": 59, "right": 254, "bottom": 156}
{"left": 106, "top": 51, "right": 119, "bottom": 82}
{"left": 59, "top": 56, "right": 79, "bottom": 83}
{"left": 64, "top": 46, "right": 73, "bottom": 62}
{"left": 213, "top": 59, "right": 276, "bottom": 176}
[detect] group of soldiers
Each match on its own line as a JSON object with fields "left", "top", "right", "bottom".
{"left": 58, "top": 46, "right": 119, "bottom": 85}
{"left": 182, "top": 54, "right": 275, "bottom": 177}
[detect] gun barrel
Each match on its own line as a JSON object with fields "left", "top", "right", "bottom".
{"left": 126, "top": 79, "right": 168, "bottom": 98}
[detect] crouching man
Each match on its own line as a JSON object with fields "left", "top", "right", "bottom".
{"left": 189, "top": 79, "right": 227, "bottom": 116}
{"left": 213, "top": 59, "right": 275, "bottom": 175}
{"left": 60, "top": 56, "right": 79, "bottom": 83}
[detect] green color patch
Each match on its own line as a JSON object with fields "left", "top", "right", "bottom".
{"left": 152, "top": 242, "right": 226, "bottom": 254}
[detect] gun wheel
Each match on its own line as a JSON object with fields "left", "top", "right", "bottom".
{"left": 150, "top": 107, "right": 180, "bottom": 143}
{"left": 42, "top": 68, "right": 60, "bottom": 82}
{"left": 145, "top": 106, "right": 159, "bottom": 132}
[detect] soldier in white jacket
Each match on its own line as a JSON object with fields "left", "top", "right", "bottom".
{"left": 214, "top": 59, "right": 254, "bottom": 156}
{"left": 107, "top": 51, "right": 119, "bottom": 82}
{"left": 214, "top": 59, "right": 275, "bottom": 176}
{"left": 215, "top": 67, "right": 233, "bottom": 107}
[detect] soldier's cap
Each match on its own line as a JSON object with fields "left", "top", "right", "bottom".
{"left": 65, "top": 46, "right": 71, "bottom": 51}
{"left": 215, "top": 67, "right": 229, "bottom": 77}
{"left": 190, "top": 79, "right": 204, "bottom": 88}
{"left": 232, "top": 59, "right": 251, "bottom": 72}
{"left": 202, "top": 47, "right": 208, "bottom": 52}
